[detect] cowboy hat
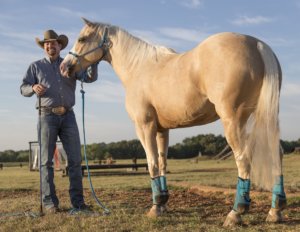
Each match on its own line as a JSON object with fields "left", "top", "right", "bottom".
{"left": 35, "top": 29, "right": 68, "bottom": 50}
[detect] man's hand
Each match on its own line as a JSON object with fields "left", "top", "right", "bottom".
{"left": 32, "top": 84, "right": 47, "bottom": 96}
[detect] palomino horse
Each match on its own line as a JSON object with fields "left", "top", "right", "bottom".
{"left": 60, "top": 18, "right": 287, "bottom": 227}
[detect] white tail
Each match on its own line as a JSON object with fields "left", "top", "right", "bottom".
{"left": 245, "top": 41, "right": 282, "bottom": 190}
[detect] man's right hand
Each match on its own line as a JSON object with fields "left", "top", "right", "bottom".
{"left": 32, "top": 84, "right": 47, "bottom": 96}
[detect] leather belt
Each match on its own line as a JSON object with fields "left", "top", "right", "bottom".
{"left": 40, "top": 106, "right": 72, "bottom": 115}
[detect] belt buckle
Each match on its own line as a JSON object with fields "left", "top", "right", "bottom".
{"left": 52, "top": 106, "right": 66, "bottom": 115}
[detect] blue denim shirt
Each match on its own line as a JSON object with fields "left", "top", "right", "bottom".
{"left": 20, "top": 56, "right": 98, "bottom": 109}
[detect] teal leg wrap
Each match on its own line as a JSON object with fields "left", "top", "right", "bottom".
{"left": 151, "top": 177, "right": 161, "bottom": 205}
{"left": 159, "top": 176, "right": 169, "bottom": 205}
{"left": 151, "top": 177, "right": 170, "bottom": 205}
{"left": 271, "top": 175, "right": 287, "bottom": 209}
{"left": 160, "top": 176, "right": 167, "bottom": 191}
{"left": 233, "top": 177, "right": 251, "bottom": 214}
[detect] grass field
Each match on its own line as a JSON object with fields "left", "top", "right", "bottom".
{"left": 0, "top": 154, "right": 299, "bottom": 231}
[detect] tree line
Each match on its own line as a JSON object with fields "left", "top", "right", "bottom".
{"left": 1, "top": 134, "right": 300, "bottom": 162}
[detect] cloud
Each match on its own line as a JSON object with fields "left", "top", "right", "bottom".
{"left": 131, "top": 29, "right": 173, "bottom": 45}
{"left": 131, "top": 27, "right": 210, "bottom": 51}
{"left": 0, "top": 22, "right": 39, "bottom": 44}
{"left": 48, "top": 6, "right": 85, "bottom": 19}
{"left": 179, "top": 0, "right": 203, "bottom": 9}
{"left": 0, "top": 12, "right": 15, "bottom": 22}
{"left": 231, "top": 15, "right": 273, "bottom": 26}
{"left": 132, "top": 27, "right": 209, "bottom": 46}
{"left": 0, "top": 109, "right": 10, "bottom": 114}
{"left": 47, "top": 6, "right": 126, "bottom": 25}
{"left": 159, "top": 27, "right": 209, "bottom": 43}
{"left": 0, "top": 45, "right": 39, "bottom": 80}
{"left": 267, "top": 38, "right": 294, "bottom": 48}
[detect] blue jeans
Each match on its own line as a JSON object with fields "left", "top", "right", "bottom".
{"left": 38, "top": 110, "right": 84, "bottom": 208}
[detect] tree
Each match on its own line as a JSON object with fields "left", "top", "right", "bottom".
{"left": 1, "top": 135, "right": 299, "bottom": 162}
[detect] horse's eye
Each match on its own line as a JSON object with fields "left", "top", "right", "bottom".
{"left": 78, "top": 37, "right": 86, "bottom": 43}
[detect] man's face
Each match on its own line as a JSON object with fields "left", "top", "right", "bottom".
{"left": 43, "top": 40, "right": 61, "bottom": 60}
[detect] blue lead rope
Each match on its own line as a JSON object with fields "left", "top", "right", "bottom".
{"left": 80, "top": 85, "right": 110, "bottom": 215}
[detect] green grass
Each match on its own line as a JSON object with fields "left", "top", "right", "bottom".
{"left": 0, "top": 154, "right": 300, "bottom": 231}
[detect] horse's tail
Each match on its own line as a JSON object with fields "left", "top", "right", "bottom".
{"left": 245, "top": 41, "right": 282, "bottom": 190}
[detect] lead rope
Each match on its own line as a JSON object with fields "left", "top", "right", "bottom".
{"left": 80, "top": 82, "right": 110, "bottom": 215}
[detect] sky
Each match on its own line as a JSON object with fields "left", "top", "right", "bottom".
{"left": 0, "top": 0, "right": 299, "bottom": 151}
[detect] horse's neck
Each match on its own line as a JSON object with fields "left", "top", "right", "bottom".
{"left": 109, "top": 44, "right": 133, "bottom": 85}
{"left": 108, "top": 37, "right": 144, "bottom": 84}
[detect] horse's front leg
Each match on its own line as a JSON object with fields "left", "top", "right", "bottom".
{"left": 156, "top": 130, "right": 170, "bottom": 213}
{"left": 134, "top": 119, "right": 165, "bottom": 218}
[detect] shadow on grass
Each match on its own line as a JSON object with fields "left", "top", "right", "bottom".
{"left": 171, "top": 167, "right": 235, "bottom": 174}
{"left": 82, "top": 171, "right": 149, "bottom": 177}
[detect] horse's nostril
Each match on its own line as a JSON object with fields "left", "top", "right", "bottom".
{"left": 67, "top": 65, "right": 74, "bottom": 76}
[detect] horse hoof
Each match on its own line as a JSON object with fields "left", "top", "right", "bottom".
{"left": 147, "top": 205, "right": 161, "bottom": 218}
{"left": 223, "top": 210, "right": 242, "bottom": 227}
{"left": 160, "top": 205, "right": 168, "bottom": 214}
{"left": 266, "top": 208, "right": 283, "bottom": 223}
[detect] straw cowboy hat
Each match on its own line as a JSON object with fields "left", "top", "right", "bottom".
{"left": 35, "top": 29, "right": 68, "bottom": 50}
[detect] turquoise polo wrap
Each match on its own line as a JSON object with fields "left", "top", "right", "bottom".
{"left": 233, "top": 177, "right": 251, "bottom": 213}
{"left": 159, "top": 176, "right": 169, "bottom": 205}
{"left": 151, "top": 177, "right": 161, "bottom": 205}
{"left": 160, "top": 176, "right": 167, "bottom": 191}
{"left": 151, "top": 176, "right": 169, "bottom": 205}
{"left": 272, "top": 175, "right": 286, "bottom": 209}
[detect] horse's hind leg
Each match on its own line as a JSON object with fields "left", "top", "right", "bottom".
{"left": 220, "top": 111, "right": 286, "bottom": 226}
{"left": 266, "top": 149, "right": 287, "bottom": 222}
{"left": 218, "top": 112, "right": 251, "bottom": 227}
{"left": 266, "top": 176, "right": 287, "bottom": 222}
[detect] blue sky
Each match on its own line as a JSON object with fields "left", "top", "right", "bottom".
{"left": 0, "top": 0, "right": 299, "bottom": 151}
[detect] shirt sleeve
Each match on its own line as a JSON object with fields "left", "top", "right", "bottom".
{"left": 75, "top": 63, "right": 98, "bottom": 83}
{"left": 20, "top": 63, "right": 37, "bottom": 97}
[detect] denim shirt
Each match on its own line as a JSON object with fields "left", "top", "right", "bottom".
{"left": 20, "top": 56, "right": 98, "bottom": 109}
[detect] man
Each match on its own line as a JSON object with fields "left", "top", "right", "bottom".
{"left": 20, "top": 29, "right": 98, "bottom": 214}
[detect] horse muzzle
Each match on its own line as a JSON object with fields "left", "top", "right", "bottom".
{"left": 60, "top": 61, "right": 75, "bottom": 78}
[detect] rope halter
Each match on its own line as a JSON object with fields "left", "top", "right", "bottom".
{"left": 68, "top": 27, "right": 110, "bottom": 73}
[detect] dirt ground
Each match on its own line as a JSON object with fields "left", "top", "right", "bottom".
{"left": 1, "top": 183, "right": 299, "bottom": 228}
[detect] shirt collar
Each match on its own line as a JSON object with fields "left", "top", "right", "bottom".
{"left": 45, "top": 56, "right": 62, "bottom": 64}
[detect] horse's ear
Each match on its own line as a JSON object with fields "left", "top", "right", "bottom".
{"left": 81, "top": 17, "right": 95, "bottom": 27}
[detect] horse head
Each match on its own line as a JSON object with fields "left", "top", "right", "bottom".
{"left": 60, "top": 18, "right": 110, "bottom": 78}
